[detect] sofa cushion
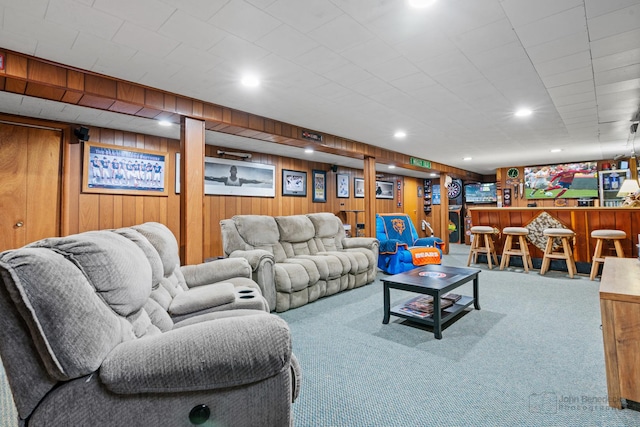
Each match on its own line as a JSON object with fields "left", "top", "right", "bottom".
{"left": 113, "top": 227, "right": 164, "bottom": 290}
{"left": 132, "top": 222, "right": 183, "bottom": 287}
{"left": 169, "top": 282, "right": 236, "bottom": 316}
{"left": 235, "top": 215, "right": 281, "bottom": 247}
{"left": 0, "top": 248, "right": 126, "bottom": 380}
{"left": 276, "top": 215, "right": 316, "bottom": 243}
{"left": 27, "top": 231, "right": 152, "bottom": 317}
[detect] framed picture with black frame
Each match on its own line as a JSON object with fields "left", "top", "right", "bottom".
{"left": 375, "top": 180, "right": 394, "bottom": 199}
{"left": 312, "top": 169, "right": 327, "bottom": 202}
{"left": 336, "top": 173, "right": 349, "bottom": 198}
{"left": 354, "top": 177, "right": 364, "bottom": 198}
{"left": 282, "top": 169, "right": 307, "bottom": 196}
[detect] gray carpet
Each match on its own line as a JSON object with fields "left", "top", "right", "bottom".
{"left": 2, "top": 244, "right": 640, "bottom": 426}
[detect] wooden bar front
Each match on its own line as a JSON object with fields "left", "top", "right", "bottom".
{"left": 468, "top": 207, "right": 640, "bottom": 265}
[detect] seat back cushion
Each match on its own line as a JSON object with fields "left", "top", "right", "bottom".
{"left": 275, "top": 215, "right": 316, "bottom": 257}
{"left": 231, "top": 215, "right": 287, "bottom": 261}
{"left": 307, "top": 213, "right": 345, "bottom": 252}
{"left": 3, "top": 230, "right": 154, "bottom": 381}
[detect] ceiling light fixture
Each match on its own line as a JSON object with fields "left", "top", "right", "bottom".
{"left": 304, "top": 148, "right": 314, "bottom": 154}
{"left": 158, "top": 120, "right": 172, "bottom": 127}
{"left": 408, "top": 0, "right": 437, "bottom": 8}
{"left": 550, "top": 148, "right": 562, "bottom": 153}
{"left": 241, "top": 75, "right": 260, "bottom": 87}
{"left": 388, "top": 165, "right": 396, "bottom": 169}
{"left": 463, "top": 157, "right": 472, "bottom": 161}
{"left": 515, "top": 108, "right": 532, "bottom": 117}
{"left": 394, "top": 131, "right": 407, "bottom": 138}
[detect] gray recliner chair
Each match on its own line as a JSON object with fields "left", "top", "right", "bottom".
{"left": 0, "top": 226, "right": 300, "bottom": 426}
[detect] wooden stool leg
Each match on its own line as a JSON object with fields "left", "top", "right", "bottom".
{"left": 562, "top": 237, "right": 576, "bottom": 278}
{"left": 489, "top": 237, "right": 498, "bottom": 267}
{"left": 500, "top": 235, "right": 512, "bottom": 270}
{"left": 467, "top": 234, "right": 478, "bottom": 266}
{"left": 613, "top": 240, "right": 625, "bottom": 258}
{"left": 540, "top": 237, "right": 554, "bottom": 275}
{"left": 484, "top": 234, "right": 494, "bottom": 269}
{"left": 519, "top": 235, "right": 531, "bottom": 272}
{"left": 590, "top": 238, "right": 603, "bottom": 281}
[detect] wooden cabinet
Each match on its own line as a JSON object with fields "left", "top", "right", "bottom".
{"left": 600, "top": 257, "right": 640, "bottom": 409}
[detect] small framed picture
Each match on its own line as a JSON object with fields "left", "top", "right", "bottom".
{"left": 312, "top": 169, "right": 327, "bottom": 202}
{"left": 354, "top": 177, "right": 364, "bottom": 198}
{"left": 336, "top": 173, "right": 350, "bottom": 198}
{"left": 376, "top": 180, "right": 394, "bottom": 199}
{"left": 282, "top": 169, "right": 307, "bottom": 197}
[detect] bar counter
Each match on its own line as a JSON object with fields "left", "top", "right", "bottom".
{"left": 468, "top": 207, "right": 640, "bottom": 268}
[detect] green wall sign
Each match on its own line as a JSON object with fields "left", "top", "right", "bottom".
{"left": 410, "top": 157, "right": 431, "bottom": 169}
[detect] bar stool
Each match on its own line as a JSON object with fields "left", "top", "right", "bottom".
{"left": 540, "top": 228, "right": 577, "bottom": 278}
{"left": 500, "top": 227, "right": 533, "bottom": 272}
{"left": 467, "top": 226, "right": 499, "bottom": 269}
{"left": 589, "top": 229, "right": 626, "bottom": 280}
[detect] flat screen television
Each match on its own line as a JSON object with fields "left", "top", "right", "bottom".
{"left": 524, "top": 162, "right": 598, "bottom": 199}
{"left": 464, "top": 183, "right": 497, "bottom": 204}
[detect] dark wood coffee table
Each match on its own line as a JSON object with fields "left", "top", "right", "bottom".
{"left": 382, "top": 265, "right": 481, "bottom": 339}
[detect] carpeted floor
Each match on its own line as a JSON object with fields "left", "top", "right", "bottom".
{"left": 2, "top": 243, "right": 640, "bottom": 426}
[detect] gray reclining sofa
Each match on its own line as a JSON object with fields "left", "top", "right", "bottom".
{"left": 220, "top": 212, "right": 379, "bottom": 312}
{"left": 0, "top": 223, "right": 300, "bottom": 426}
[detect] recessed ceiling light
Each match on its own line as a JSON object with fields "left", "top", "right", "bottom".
{"left": 304, "top": 148, "right": 314, "bottom": 154}
{"left": 388, "top": 165, "right": 396, "bottom": 169}
{"left": 550, "top": 148, "right": 562, "bottom": 153}
{"left": 394, "top": 130, "right": 407, "bottom": 138}
{"left": 515, "top": 108, "right": 532, "bottom": 117}
{"left": 408, "top": 0, "right": 437, "bottom": 8}
{"left": 158, "top": 120, "right": 172, "bottom": 127}
{"left": 430, "top": 173, "right": 437, "bottom": 177}
{"left": 463, "top": 157, "right": 472, "bottom": 161}
{"left": 241, "top": 75, "right": 260, "bottom": 87}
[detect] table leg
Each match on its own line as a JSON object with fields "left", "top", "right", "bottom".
{"left": 383, "top": 282, "right": 390, "bottom": 324}
{"left": 473, "top": 275, "right": 481, "bottom": 310}
{"left": 433, "top": 293, "right": 442, "bottom": 339}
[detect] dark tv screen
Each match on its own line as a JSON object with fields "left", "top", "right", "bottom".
{"left": 465, "top": 183, "right": 497, "bottom": 204}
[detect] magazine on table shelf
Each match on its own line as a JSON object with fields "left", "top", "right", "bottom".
{"left": 401, "top": 294, "right": 459, "bottom": 318}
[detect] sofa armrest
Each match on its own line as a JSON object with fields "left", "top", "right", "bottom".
{"left": 181, "top": 258, "right": 252, "bottom": 288}
{"left": 342, "top": 237, "right": 379, "bottom": 251}
{"left": 100, "top": 314, "right": 291, "bottom": 394}
{"left": 229, "top": 250, "right": 276, "bottom": 311}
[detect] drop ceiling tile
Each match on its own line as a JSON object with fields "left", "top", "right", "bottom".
{"left": 265, "top": 0, "right": 343, "bottom": 34}
{"left": 46, "top": 0, "right": 123, "bottom": 40}
{"left": 112, "top": 22, "right": 180, "bottom": 58}
{"left": 166, "top": 44, "right": 225, "bottom": 72}
{"left": 293, "top": 45, "right": 350, "bottom": 75}
{"left": 593, "top": 47, "right": 640, "bottom": 73}
{"left": 547, "top": 80, "right": 595, "bottom": 97}
{"left": 515, "top": 6, "right": 587, "bottom": 48}
{"left": 525, "top": 32, "right": 589, "bottom": 63}
{"left": 207, "top": 34, "right": 270, "bottom": 64}
{"left": 467, "top": 41, "right": 530, "bottom": 72}
{"left": 255, "top": 25, "right": 320, "bottom": 60}
{"left": 390, "top": 72, "right": 437, "bottom": 93}
{"left": 391, "top": 30, "right": 456, "bottom": 63}
{"left": 500, "top": 0, "right": 583, "bottom": 27}
{"left": 340, "top": 38, "right": 399, "bottom": 69}
{"left": 585, "top": 0, "right": 640, "bottom": 18}
{"left": 308, "top": 14, "right": 374, "bottom": 53}
{"left": 535, "top": 51, "right": 593, "bottom": 77}
{"left": 369, "top": 57, "right": 420, "bottom": 82}
{"left": 595, "top": 63, "right": 640, "bottom": 86}
{"left": 0, "top": 0, "right": 48, "bottom": 17}
{"left": 4, "top": 7, "right": 78, "bottom": 51}
{"left": 307, "top": 82, "right": 352, "bottom": 101}
{"left": 323, "top": 62, "right": 374, "bottom": 87}
{"left": 590, "top": 28, "right": 640, "bottom": 58}
{"left": 350, "top": 77, "right": 394, "bottom": 97}
{"left": 208, "top": 0, "right": 282, "bottom": 43}
{"left": 541, "top": 66, "right": 594, "bottom": 88}
{"left": 158, "top": 10, "right": 228, "bottom": 51}
{"left": 552, "top": 92, "right": 596, "bottom": 107}
{"left": 587, "top": 2, "right": 640, "bottom": 41}
{"left": 94, "top": 0, "right": 176, "bottom": 31}
{"left": 160, "top": 0, "right": 228, "bottom": 21}
{"left": 596, "top": 78, "right": 640, "bottom": 95}
{"left": 453, "top": 18, "right": 518, "bottom": 55}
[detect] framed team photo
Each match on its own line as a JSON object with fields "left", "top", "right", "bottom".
{"left": 82, "top": 142, "right": 169, "bottom": 196}
{"left": 312, "top": 170, "right": 327, "bottom": 202}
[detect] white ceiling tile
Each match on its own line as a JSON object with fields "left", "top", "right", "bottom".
{"left": 160, "top": 0, "right": 228, "bottom": 21}
{"left": 166, "top": 44, "right": 225, "bottom": 72}
{"left": 293, "top": 45, "right": 350, "bottom": 74}
{"left": 500, "top": 0, "right": 583, "bottom": 27}
{"left": 207, "top": 34, "right": 270, "bottom": 65}
{"left": 526, "top": 32, "right": 589, "bottom": 63}
{"left": 535, "top": 51, "right": 593, "bottom": 77}
{"left": 265, "top": 0, "right": 343, "bottom": 33}
{"left": 4, "top": 7, "right": 78, "bottom": 51}
{"left": 590, "top": 28, "right": 640, "bottom": 58}
{"left": 541, "top": 66, "right": 594, "bottom": 88}
{"left": 585, "top": 0, "right": 640, "bottom": 17}
{"left": 0, "top": 28, "right": 38, "bottom": 55}
{"left": 454, "top": 18, "right": 519, "bottom": 56}
{"left": 94, "top": 0, "right": 175, "bottom": 31}
{"left": 0, "top": 0, "right": 47, "bottom": 17}
{"left": 596, "top": 78, "right": 640, "bottom": 96}
{"left": 307, "top": 82, "right": 352, "bottom": 101}
{"left": 515, "top": 6, "right": 587, "bottom": 48}
{"left": 587, "top": 2, "right": 640, "bottom": 41}
{"left": 547, "top": 80, "right": 595, "bottom": 98}
{"left": 595, "top": 63, "right": 640, "bottom": 86}
{"left": 593, "top": 47, "right": 640, "bottom": 73}
{"left": 46, "top": 0, "right": 123, "bottom": 41}
{"left": 369, "top": 57, "right": 420, "bottom": 82}
{"left": 208, "top": 0, "right": 282, "bottom": 43}
{"left": 322, "top": 62, "right": 374, "bottom": 87}
{"left": 389, "top": 72, "right": 437, "bottom": 93}
{"left": 158, "top": 10, "right": 228, "bottom": 51}
{"left": 255, "top": 25, "right": 320, "bottom": 60}
{"left": 552, "top": 92, "right": 596, "bottom": 107}
{"left": 349, "top": 77, "right": 394, "bottom": 97}
{"left": 308, "top": 14, "right": 374, "bottom": 52}
{"left": 391, "top": 29, "right": 456, "bottom": 63}
{"left": 468, "top": 42, "right": 530, "bottom": 73}
{"left": 112, "top": 22, "right": 179, "bottom": 58}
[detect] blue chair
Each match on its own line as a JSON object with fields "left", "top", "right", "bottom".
{"left": 376, "top": 213, "right": 444, "bottom": 274}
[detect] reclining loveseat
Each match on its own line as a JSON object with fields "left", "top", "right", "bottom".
{"left": 220, "top": 212, "right": 379, "bottom": 312}
{"left": 0, "top": 224, "right": 300, "bottom": 426}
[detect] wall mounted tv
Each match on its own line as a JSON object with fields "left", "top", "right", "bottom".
{"left": 524, "top": 162, "right": 598, "bottom": 199}
{"left": 464, "top": 183, "right": 497, "bottom": 204}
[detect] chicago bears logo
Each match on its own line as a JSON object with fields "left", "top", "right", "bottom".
{"left": 392, "top": 219, "right": 406, "bottom": 234}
